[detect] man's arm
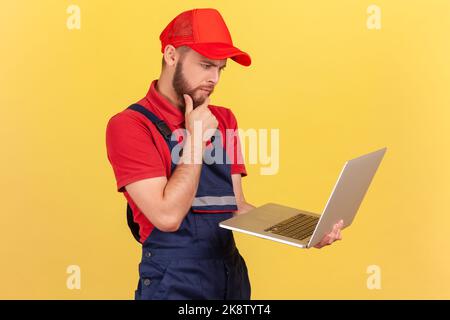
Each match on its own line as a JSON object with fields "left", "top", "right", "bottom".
{"left": 125, "top": 95, "right": 218, "bottom": 232}
{"left": 125, "top": 135, "right": 203, "bottom": 232}
{"left": 231, "top": 173, "right": 256, "bottom": 215}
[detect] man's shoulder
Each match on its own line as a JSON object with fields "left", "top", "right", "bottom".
{"left": 106, "top": 104, "right": 154, "bottom": 138}
{"left": 107, "top": 103, "right": 151, "bottom": 126}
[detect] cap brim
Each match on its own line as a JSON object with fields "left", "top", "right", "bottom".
{"left": 187, "top": 42, "right": 251, "bottom": 67}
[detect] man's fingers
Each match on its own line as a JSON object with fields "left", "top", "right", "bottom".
{"left": 326, "top": 225, "right": 340, "bottom": 242}
{"left": 331, "top": 220, "right": 344, "bottom": 239}
{"left": 336, "top": 220, "right": 344, "bottom": 240}
{"left": 321, "top": 235, "right": 331, "bottom": 247}
{"left": 330, "top": 224, "right": 339, "bottom": 238}
{"left": 315, "top": 221, "right": 344, "bottom": 248}
{"left": 314, "top": 241, "right": 326, "bottom": 249}
{"left": 183, "top": 94, "right": 193, "bottom": 115}
{"left": 316, "top": 233, "right": 335, "bottom": 248}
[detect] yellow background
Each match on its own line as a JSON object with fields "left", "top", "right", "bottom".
{"left": 1, "top": 0, "right": 449, "bottom": 299}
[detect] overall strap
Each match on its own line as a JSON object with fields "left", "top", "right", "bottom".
{"left": 127, "top": 104, "right": 172, "bottom": 140}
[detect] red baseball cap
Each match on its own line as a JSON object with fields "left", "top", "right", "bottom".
{"left": 159, "top": 8, "right": 251, "bottom": 67}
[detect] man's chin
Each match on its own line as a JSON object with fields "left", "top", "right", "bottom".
{"left": 193, "top": 94, "right": 210, "bottom": 107}
{"left": 193, "top": 100, "right": 206, "bottom": 108}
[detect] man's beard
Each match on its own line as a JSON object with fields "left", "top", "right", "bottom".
{"left": 172, "top": 60, "right": 213, "bottom": 113}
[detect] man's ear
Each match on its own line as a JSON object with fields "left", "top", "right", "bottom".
{"left": 163, "top": 45, "right": 177, "bottom": 67}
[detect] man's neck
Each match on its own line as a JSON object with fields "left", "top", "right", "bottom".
{"left": 155, "top": 76, "right": 182, "bottom": 111}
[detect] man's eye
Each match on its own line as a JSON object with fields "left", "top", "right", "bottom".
{"left": 201, "top": 64, "right": 211, "bottom": 69}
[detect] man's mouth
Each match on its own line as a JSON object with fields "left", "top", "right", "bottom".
{"left": 199, "top": 87, "right": 213, "bottom": 94}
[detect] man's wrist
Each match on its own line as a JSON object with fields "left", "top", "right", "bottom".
{"left": 181, "top": 134, "right": 204, "bottom": 164}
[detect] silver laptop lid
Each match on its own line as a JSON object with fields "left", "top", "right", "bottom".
{"left": 308, "top": 147, "right": 387, "bottom": 247}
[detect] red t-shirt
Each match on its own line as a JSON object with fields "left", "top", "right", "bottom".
{"left": 106, "top": 80, "right": 247, "bottom": 243}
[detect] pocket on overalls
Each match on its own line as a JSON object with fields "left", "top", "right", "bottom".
{"left": 137, "top": 258, "right": 172, "bottom": 300}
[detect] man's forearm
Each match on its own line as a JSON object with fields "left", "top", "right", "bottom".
{"left": 161, "top": 135, "right": 204, "bottom": 225}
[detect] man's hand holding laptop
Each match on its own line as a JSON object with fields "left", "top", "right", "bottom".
{"left": 313, "top": 219, "right": 344, "bottom": 249}
{"left": 234, "top": 200, "right": 344, "bottom": 249}
{"left": 224, "top": 149, "right": 386, "bottom": 249}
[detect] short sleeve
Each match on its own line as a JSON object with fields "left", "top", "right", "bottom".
{"left": 106, "top": 112, "right": 166, "bottom": 192}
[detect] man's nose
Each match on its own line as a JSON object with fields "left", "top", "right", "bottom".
{"left": 208, "top": 68, "right": 220, "bottom": 85}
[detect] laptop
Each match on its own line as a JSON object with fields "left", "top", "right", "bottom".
{"left": 219, "top": 147, "right": 387, "bottom": 248}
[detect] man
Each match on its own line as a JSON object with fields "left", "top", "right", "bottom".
{"left": 106, "top": 8, "right": 343, "bottom": 300}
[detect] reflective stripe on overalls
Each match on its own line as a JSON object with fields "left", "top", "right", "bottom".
{"left": 127, "top": 104, "right": 251, "bottom": 300}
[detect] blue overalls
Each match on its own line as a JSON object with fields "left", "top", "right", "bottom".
{"left": 127, "top": 104, "right": 251, "bottom": 300}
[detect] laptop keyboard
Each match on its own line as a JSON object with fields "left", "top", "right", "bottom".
{"left": 265, "top": 213, "right": 320, "bottom": 241}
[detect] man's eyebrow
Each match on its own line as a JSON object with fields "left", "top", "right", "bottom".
{"left": 200, "top": 60, "right": 227, "bottom": 69}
